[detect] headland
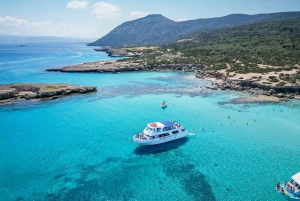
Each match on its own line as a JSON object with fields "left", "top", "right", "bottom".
{"left": 0, "top": 83, "right": 97, "bottom": 104}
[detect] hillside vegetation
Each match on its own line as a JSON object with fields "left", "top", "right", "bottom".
{"left": 166, "top": 17, "right": 300, "bottom": 71}
{"left": 122, "top": 17, "right": 300, "bottom": 86}
{"left": 88, "top": 12, "right": 300, "bottom": 46}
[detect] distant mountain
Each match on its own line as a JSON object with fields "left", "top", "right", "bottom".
{"left": 0, "top": 35, "right": 97, "bottom": 44}
{"left": 89, "top": 14, "right": 180, "bottom": 46}
{"left": 88, "top": 11, "right": 300, "bottom": 46}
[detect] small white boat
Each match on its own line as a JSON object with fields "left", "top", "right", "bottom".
{"left": 276, "top": 172, "right": 300, "bottom": 200}
{"left": 132, "top": 121, "right": 189, "bottom": 145}
{"left": 161, "top": 101, "right": 167, "bottom": 108}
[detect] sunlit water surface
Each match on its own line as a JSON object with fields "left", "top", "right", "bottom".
{"left": 0, "top": 44, "right": 299, "bottom": 201}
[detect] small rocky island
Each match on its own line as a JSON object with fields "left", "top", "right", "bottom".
{"left": 0, "top": 83, "right": 97, "bottom": 104}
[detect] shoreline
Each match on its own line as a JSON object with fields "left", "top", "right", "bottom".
{"left": 0, "top": 83, "right": 97, "bottom": 104}
{"left": 196, "top": 71, "right": 300, "bottom": 100}
{"left": 46, "top": 60, "right": 300, "bottom": 100}
{"left": 46, "top": 60, "right": 204, "bottom": 73}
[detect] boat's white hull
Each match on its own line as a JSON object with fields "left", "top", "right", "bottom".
{"left": 133, "top": 131, "right": 188, "bottom": 145}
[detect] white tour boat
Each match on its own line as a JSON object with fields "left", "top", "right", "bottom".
{"left": 132, "top": 121, "right": 189, "bottom": 145}
{"left": 276, "top": 172, "right": 300, "bottom": 200}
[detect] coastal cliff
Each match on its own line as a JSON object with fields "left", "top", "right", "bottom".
{"left": 0, "top": 84, "right": 97, "bottom": 103}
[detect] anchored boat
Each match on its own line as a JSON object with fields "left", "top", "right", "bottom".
{"left": 132, "top": 121, "right": 189, "bottom": 145}
{"left": 161, "top": 101, "right": 167, "bottom": 108}
{"left": 276, "top": 172, "right": 300, "bottom": 200}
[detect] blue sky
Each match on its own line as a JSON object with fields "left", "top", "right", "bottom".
{"left": 0, "top": 0, "right": 299, "bottom": 38}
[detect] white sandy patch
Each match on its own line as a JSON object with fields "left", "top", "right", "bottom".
{"left": 225, "top": 69, "right": 298, "bottom": 86}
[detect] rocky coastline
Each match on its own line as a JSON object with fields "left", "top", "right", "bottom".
{"left": 196, "top": 71, "right": 300, "bottom": 100}
{"left": 46, "top": 59, "right": 300, "bottom": 100}
{"left": 0, "top": 83, "right": 97, "bottom": 104}
{"left": 46, "top": 60, "right": 205, "bottom": 73}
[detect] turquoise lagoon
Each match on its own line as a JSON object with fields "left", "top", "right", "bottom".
{"left": 0, "top": 44, "right": 299, "bottom": 201}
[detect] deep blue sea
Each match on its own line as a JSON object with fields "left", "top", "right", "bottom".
{"left": 0, "top": 44, "right": 299, "bottom": 201}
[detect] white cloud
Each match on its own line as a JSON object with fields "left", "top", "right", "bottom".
{"left": 177, "top": 18, "right": 189, "bottom": 22}
{"left": 130, "top": 11, "right": 148, "bottom": 19}
{"left": 67, "top": 0, "right": 88, "bottom": 9}
{"left": 0, "top": 16, "right": 79, "bottom": 37}
{"left": 92, "top": 2, "right": 121, "bottom": 19}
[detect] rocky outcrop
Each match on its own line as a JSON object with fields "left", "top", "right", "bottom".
{"left": 0, "top": 84, "right": 97, "bottom": 103}
{"left": 0, "top": 89, "right": 18, "bottom": 100}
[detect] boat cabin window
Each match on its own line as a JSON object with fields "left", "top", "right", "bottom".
{"left": 145, "top": 127, "right": 155, "bottom": 132}
{"left": 158, "top": 133, "right": 170, "bottom": 137}
{"left": 163, "top": 126, "right": 172, "bottom": 131}
{"left": 291, "top": 180, "right": 300, "bottom": 189}
{"left": 157, "top": 128, "right": 161, "bottom": 132}
{"left": 172, "top": 130, "right": 179, "bottom": 134}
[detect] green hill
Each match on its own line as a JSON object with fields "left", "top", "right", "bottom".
{"left": 88, "top": 12, "right": 300, "bottom": 46}
{"left": 162, "top": 17, "right": 300, "bottom": 70}
{"left": 88, "top": 14, "right": 179, "bottom": 46}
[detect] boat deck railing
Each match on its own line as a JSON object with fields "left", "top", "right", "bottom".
{"left": 287, "top": 182, "right": 300, "bottom": 192}
{"left": 134, "top": 133, "right": 150, "bottom": 141}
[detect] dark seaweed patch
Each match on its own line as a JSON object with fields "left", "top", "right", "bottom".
{"left": 104, "top": 156, "right": 122, "bottom": 163}
{"left": 159, "top": 151, "right": 216, "bottom": 201}
{"left": 45, "top": 156, "right": 146, "bottom": 201}
{"left": 54, "top": 174, "right": 64, "bottom": 179}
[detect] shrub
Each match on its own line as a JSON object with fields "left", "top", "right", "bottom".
{"left": 276, "top": 82, "right": 286, "bottom": 86}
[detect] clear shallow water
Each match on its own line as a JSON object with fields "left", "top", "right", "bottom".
{"left": 0, "top": 44, "right": 300, "bottom": 201}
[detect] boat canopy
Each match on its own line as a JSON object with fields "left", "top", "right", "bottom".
{"left": 148, "top": 121, "right": 175, "bottom": 128}
{"left": 161, "top": 121, "right": 174, "bottom": 127}
{"left": 292, "top": 172, "right": 300, "bottom": 184}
